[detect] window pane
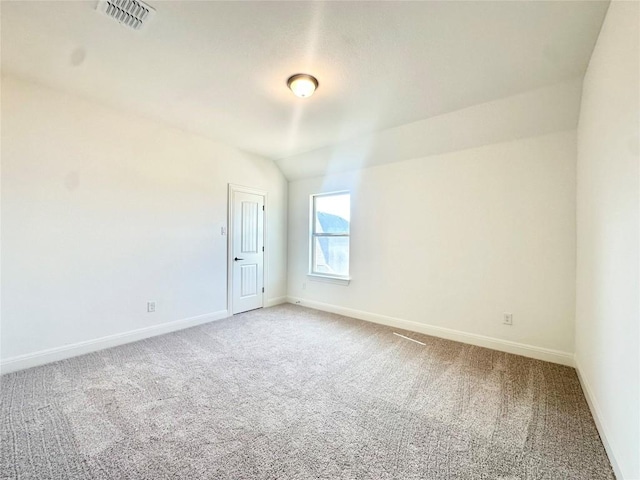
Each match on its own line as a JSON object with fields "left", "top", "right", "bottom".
{"left": 314, "top": 193, "right": 350, "bottom": 234}
{"left": 313, "top": 236, "right": 349, "bottom": 276}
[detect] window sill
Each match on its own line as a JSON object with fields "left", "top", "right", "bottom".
{"left": 307, "top": 274, "right": 351, "bottom": 286}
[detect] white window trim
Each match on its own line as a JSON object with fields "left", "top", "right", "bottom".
{"left": 307, "top": 273, "right": 351, "bottom": 286}
{"left": 309, "top": 191, "right": 350, "bottom": 284}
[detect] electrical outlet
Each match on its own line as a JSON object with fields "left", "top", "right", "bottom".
{"left": 302, "top": 282, "right": 306, "bottom": 290}
{"left": 147, "top": 301, "right": 156, "bottom": 313}
{"left": 503, "top": 313, "right": 513, "bottom": 325}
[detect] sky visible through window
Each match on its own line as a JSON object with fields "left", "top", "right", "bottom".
{"left": 315, "top": 193, "right": 350, "bottom": 224}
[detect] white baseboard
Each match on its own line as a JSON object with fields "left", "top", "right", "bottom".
{"left": 0, "top": 309, "right": 230, "bottom": 375}
{"left": 574, "top": 357, "right": 624, "bottom": 480}
{"left": 286, "top": 297, "right": 574, "bottom": 367}
{"left": 265, "top": 296, "right": 287, "bottom": 308}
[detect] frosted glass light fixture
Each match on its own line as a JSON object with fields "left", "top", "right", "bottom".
{"left": 287, "top": 74, "right": 318, "bottom": 98}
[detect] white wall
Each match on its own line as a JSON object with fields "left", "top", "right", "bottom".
{"left": 288, "top": 130, "right": 577, "bottom": 361}
{"left": 575, "top": 1, "right": 640, "bottom": 478}
{"left": 0, "top": 76, "right": 288, "bottom": 368}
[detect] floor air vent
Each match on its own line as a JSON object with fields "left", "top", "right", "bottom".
{"left": 96, "top": 0, "right": 156, "bottom": 31}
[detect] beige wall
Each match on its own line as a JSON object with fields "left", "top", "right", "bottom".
{"left": 575, "top": 1, "right": 640, "bottom": 478}
{"left": 288, "top": 130, "right": 577, "bottom": 361}
{"left": 1, "top": 76, "right": 288, "bottom": 365}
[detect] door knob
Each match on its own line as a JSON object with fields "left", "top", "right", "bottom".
{"left": 234, "top": 257, "right": 244, "bottom": 261}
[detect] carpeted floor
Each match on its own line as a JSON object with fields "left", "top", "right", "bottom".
{"left": 1, "top": 304, "right": 614, "bottom": 479}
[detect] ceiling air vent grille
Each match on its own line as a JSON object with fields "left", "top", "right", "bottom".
{"left": 96, "top": 0, "right": 156, "bottom": 31}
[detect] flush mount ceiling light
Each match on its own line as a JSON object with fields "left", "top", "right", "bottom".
{"left": 287, "top": 74, "right": 319, "bottom": 98}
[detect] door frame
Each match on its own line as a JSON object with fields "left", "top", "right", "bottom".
{"left": 227, "top": 184, "right": 268, "bottom": 315}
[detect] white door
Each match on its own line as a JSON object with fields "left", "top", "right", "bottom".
{"left": 231, "top": 190, "right": 264, "bottom": 314}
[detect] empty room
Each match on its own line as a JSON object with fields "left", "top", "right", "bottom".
{"left": 1, "top": 1, "right": 638, "bottom": 479}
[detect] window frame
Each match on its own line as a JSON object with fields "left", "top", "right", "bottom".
{"left": 308, "top": 191, "right": 351, "bottom": 285}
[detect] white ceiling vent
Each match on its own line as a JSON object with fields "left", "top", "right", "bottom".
{"left": 96, "top": 0, "right": 156, "bottom": 31}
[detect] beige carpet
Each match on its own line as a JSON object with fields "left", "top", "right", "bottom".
{"left": 1, "top": 304, "right": 614, "bottom": 479}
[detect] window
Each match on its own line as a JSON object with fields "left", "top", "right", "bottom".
{"left": 310, "top": 192, "right": 350, "bottom": 280}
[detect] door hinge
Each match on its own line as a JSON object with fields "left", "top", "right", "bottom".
{"left": 262, "top": 287, "right": 264, "bottom": 293}
{"left": 262, "top": 246, "right": 264, "bottom": 252}
{"left": 262, "top": 205, "right": 264, "bottom": 211}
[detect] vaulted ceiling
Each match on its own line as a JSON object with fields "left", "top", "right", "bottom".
{"left": 2, "top": 1, "right": 609, "bottom": 163}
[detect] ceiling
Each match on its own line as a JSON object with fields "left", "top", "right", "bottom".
{"left": 1, "top": 1, "right": 609, "bottom": 161}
